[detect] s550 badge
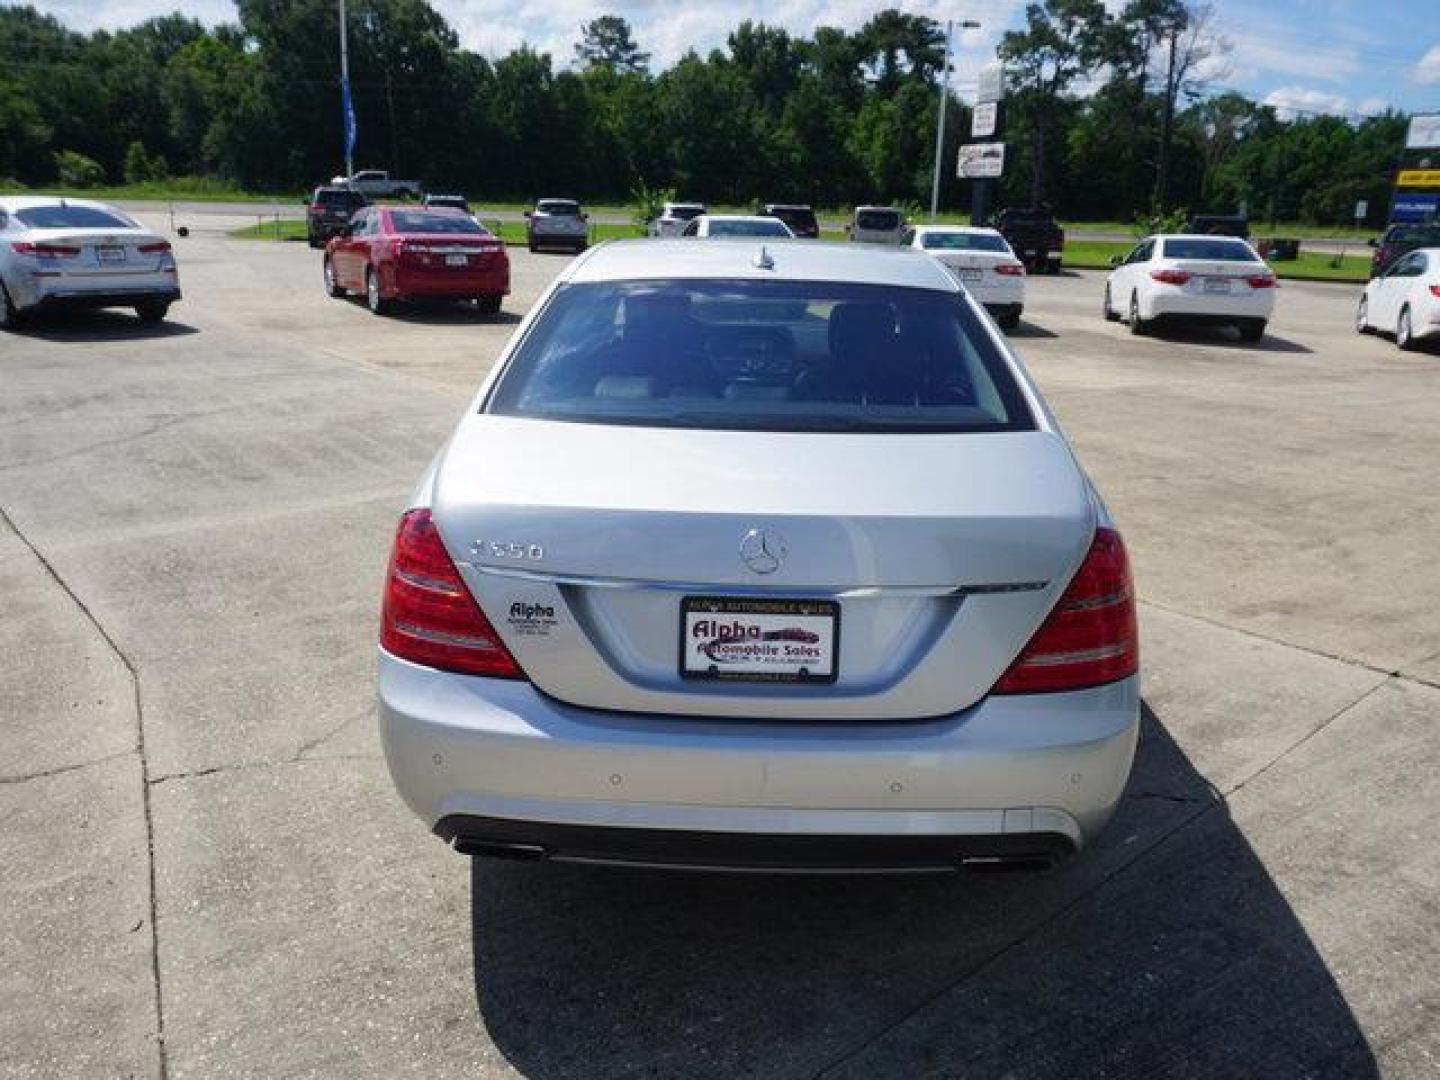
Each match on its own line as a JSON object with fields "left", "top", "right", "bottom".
{"left": 471, "top": 540, "right": 545, "bottom": 561}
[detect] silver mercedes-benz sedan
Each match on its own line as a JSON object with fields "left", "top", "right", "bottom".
{"left": 379, "top": 240, "right": 1139, "bottom": 873}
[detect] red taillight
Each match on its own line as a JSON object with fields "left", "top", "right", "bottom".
{"left": 11, "top": 241, "right": 79, "bottom": 257}
{"left": 1150, "top": 268, "right": 1190, "bottom": 285}
{"left": 994, "top": 262, "right": 1025, "bottom": 276}
{"left": 993, "top": 527, "right": 1138, "bottom": 695}
{"left": 1246, "top": 273, "right": 1276, "bottom": 289}
{"left": 1429, "top": 285, "right": 1440, "bottom": 299}
{"left": 380, "top": 509, "right": 525, "bottom": 679}
{"left": 138, "top": 240, "right": 171, "bottom": 254}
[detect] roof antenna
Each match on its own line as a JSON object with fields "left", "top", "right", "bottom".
{"left": 752, "top": 245, "right": 774, "bottom": 270}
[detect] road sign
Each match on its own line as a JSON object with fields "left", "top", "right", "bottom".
{"left": 1392, "top": 193, "right": 1440, "bottom": 223}
{"left": 1405, "top": 113, "right": 1440, "bottom": 150}
{"left": 1354, "top": 200, "right": 1368, "bottom": 221}
{"left": 971, "top": 101, "right": 998, "bottom": 139}
{"left": 958, "top": 142, "right": 1005, "bottom": 179}
{"left": 976, "top": 62, "right": 1005, "bottom": 104}
{"left": 1397, "top": 169, "right": 1440, "bottom": 189}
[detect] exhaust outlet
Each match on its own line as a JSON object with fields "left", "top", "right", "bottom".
{"left": 453, "top": 838, "right": 548, "bottom": 861}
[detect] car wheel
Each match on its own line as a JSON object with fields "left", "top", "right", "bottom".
{"left": 1128, "top": 292, "right": 1149, "bottom": 336}
{"left": 1355, "top": 296, "right": 1371, "bottom": 334}
{"left": 323, "top": 258, "right": 344, "bottom": 298}
{"left": 1237, "top": 318, "right": 1266, "bottom": 343}
{"left": 135, "top": 301, "right": 170, "bottom": 324}
{"left": 476, "top": 295, "right": 502, "bottom": 315}
{"left": 366, "top": 267, "right": 391, "bottom": 316}
{"left": 1103, "top": 285, "right": 1120, "bottom": 322}
{"left": 0, "top": 280, "right": 24, "bottom": 331}
{"left": 998, "top": 308, "right": 1021, "bottom": 331}
{"left": 1397, "top": 306, "right": 1416, "bottom": 351}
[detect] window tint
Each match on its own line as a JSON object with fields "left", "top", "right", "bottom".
{"left": 537, "top": 200, "right": 579, "bottom": 215}
{"left": 1161, "top": 238, "right": 1257, "bottom": 261}
{"left": 1391, "top": 226, "right": 1440, "bottom": 245}
{"left": 769, "top": 207, "right": 817, "bottom": 231}
{"left": 669, "top": 205, "right": 705, "bottom": 222}
{"left": 857, "top": 210, "right": 901, "bottom": 231}
{"left": 314, "top": 188, "right": 366, "bottom": 208}
{"left": 15, "top": 205, "right": 134, "bottom": 229}
{"left": 920, "top": 232, "right": 1008, "bottom": 252}
{"left": 487, "top": 280, "right": 1034, "bottom": 434}
{"left": 387, "top": 210, "right": 486, "bottom": 234}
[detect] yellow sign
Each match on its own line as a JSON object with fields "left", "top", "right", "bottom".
{"left": 1397, "top": 169, "right": 1440, "bottom": 188}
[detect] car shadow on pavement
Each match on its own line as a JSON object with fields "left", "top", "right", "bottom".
{"left": 1144, "top": 325, "right": 1313, "bottom": 354}
{"left": 12, "top": 310, "right": 200, "bottom": 342}
{"left": 1007, "top": 321, "right": 1058, "bottom": 339}
{"left": 467, "top": 704, "right": 1376, "bottom": 1079}
{"left": 381, "top": 303, "right": 523, "bottom": 327}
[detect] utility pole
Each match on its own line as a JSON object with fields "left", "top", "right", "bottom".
{"left": 339, "top": 0, "right": 353, "bottom": 178}
{"left": 930, "top": 19, "right": 981, "bottom": 220}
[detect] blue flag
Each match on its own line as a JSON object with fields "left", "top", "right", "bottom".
{"left": 341, "top": 76, "right": 358, "bottom": 161}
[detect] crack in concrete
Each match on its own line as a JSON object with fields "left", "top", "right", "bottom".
{"left": 147, "top": 750, "right": 381, "bottom": 787}
{"left": 0, "top": 749, "right": 134, "bottom": 786}
{"left": 808, "top": 675, "right": 1392, "bottom": 1080}
{"left": 0, "top": 504, "right": 169, "bottom": 1080}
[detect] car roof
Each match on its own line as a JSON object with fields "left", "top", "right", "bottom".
{"left": 1149, "top": 233, "right": 1255, "bottom": 242}
{"left": 562, "top": 239, "right": 958, "bottom": 292}
{"left": 536, "top": 197, "right": 578, "bottom": 205}
{"left": 855, "top": 205, "right": 900, "bottom": 213}
{"left": 0, "top": 194, "right": 121, "bottom": 212}
{"left": 763, "top": 203, "right": 812, "bottom": 210}
{"left": 914, "top": 225, "right": 1001, "bottom": 236}
{"left": 698, "top": 214, "right": 780, "bottom": 223}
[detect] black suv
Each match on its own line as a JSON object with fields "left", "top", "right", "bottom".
{"left": 306, "top": 186, "right": 369, "bottom": 248}
{"left": 759, "top": 203, "right": 820, "bottom": 239}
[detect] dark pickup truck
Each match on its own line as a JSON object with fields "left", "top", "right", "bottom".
{"left": 995, "top": 209, "right": 1065, "bottom": 274}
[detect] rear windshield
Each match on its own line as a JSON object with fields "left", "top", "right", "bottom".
{"left": 537, "top": 200, "right": 579, "bottom": 215}
{"left": 314, "top": 189, "right": 366, "bottom": 207}
{"left": 708, "top": 218, "right": 792, "bottom": 238}
{"left": 487, "top": 280, "right": 1033, "bottom": 434}
{"left": 1160, "top": 237, "right": 1258, "bottom": 261}
{"left": 1389, "top": 225, "right": 1440, "bottom": 244}
{"left": 857, "top": 210, "right": 901, "bottom": 231}
{"left": 921, "top": 232, "right": 1008, "bottom": 252}
{"left": 387, "top": 210, "right": 486, "bottom": 234}
{"left": 669, "top": 205, "right": 705, "bottom": 221}
{"left": 15, "top": 205, "right": 134, "bottom": 229}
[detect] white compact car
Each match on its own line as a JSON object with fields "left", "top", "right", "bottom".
{"left": 649, "top": 202, "right": 707, "bottom": 238}
{"left": 0, "top": 196, "right": 180, "bottom": 329}
{"left": 847, "top": 206, "right": 908, "bottom": 245}
{"left": 379, "top": 240, "right": 1140, "bottom": 873}
{"left": 910, "top": 226, "right": 1026, "bottom": 329}
{"left": 1104, "top": 233, "right": 1275, "bottom": 341}
{"left": 680, "top": 214, "right": 793, "bottom": 239}
{"left": 1356, "top": 246, "right": 1440, "bottom": 350}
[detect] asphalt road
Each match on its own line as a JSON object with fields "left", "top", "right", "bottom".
{"left": 3, "top": 222, "right": 1438, "bottom": 1079}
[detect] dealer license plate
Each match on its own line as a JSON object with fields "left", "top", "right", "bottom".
{"left": 680, "top": 597, "right": 838, "bottom": 683}
{"left": 96, "top": 245, "right": 127, "bottom": 263}
{"left": 958, "top": 267, "right": 983, "bottom": 282}
{"left": 445, "top": 254, "right": 469, "bottom": 267}
{"left": 1203, "top": 276, "right": 1230, "bottom": 293}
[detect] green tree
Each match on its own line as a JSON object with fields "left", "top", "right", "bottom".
{"left": 574, "top": 15, "right": 649, "bottom": 74}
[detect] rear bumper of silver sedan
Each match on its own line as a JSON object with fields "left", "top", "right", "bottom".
{"left": 379, "top": 651, "right": 1140, "bottom": 872}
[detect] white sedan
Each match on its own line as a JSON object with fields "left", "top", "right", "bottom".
{"left": 680, "top": 214, "right": 794, "bottom": 239}
{"left": 1104, "top": 233, "right": 1276, "bottom": 341}
{"left": 1356, "top": 246, "right": 1440, "bottom": 350}
{"left": 378, "top": 240, "right": 1140, "bottom": 873}
{"left": 910, "top": 226, "right": 1026, "bottom": 329}
{"left": 0, "top": 196, "right": 180, "bottom": 330}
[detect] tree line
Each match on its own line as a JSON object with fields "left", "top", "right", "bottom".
{"left": 0, "top": 1, "right": 1411, "bottom": 226}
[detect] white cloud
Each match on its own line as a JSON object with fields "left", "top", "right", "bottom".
{"left": 1226, "top": 30, "right": 1359, "bottom": 85}
{"left": 1355, "top": 96, "right": 1388, "bottom": 116}
{"left": 1415, "top": 44, "right": 1440, "bottom": 85}
{"left": 1262, "top": 85, "right": 1349, "bottom": 119}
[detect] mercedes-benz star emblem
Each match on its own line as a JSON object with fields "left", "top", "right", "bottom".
{"left": 739, "top": 528, "right": 787, "bottom": 575}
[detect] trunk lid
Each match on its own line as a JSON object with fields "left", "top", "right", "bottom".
{"left": 431, "top": 417, "right": 1095, "bottom": 719}
{"left": 23, "top": 227, "right": 169, "bottom": 278}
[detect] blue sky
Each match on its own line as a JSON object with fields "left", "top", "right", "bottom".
{"left": 25, "top": 0, "right": 1440, "bottom": 118}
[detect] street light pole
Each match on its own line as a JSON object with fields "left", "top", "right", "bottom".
{"left": 930, "top": 18, "right": 980, "bottom": 221}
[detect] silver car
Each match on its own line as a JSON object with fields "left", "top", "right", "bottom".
{"left": 648, "top": 201, "right": 706, "bottom": 238}
{"left": 379, "top": 240, "right": 1139, "bottom": 872}
{"left": 525, "top": 199, "right": 588, "bottom": 253}
{"left": 680, "top": 214, "right": 794, "bottom": 239}
{"left": 0, "top": 196, "right": 181, "bottom": 329}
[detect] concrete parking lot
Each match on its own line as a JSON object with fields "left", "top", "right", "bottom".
{"left": 3, "top": 216, "right": 1438, "bottom": 1078}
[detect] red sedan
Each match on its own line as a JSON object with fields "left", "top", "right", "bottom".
{"left": 323, "top": 206, "right": 509, "bottom": 316}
